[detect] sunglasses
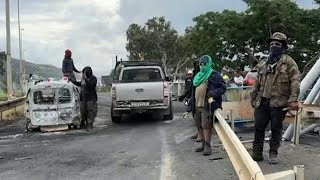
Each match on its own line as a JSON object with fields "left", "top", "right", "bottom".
{"left": 270, "top": 42, "right": 282, "bottom": 47}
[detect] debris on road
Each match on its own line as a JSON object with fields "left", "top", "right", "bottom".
{"left": 14, "top": 157, "right": 32, "bottom": 161}
{"left": 209, "top": 157, "right": 223, "bottom": 161}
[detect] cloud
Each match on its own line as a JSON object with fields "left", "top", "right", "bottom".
{"left": 0, "top": 0, "right": 317, "bottom": 77}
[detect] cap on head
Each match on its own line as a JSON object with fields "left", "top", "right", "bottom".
{"left": 267, "top": 32, "right": 288, "bottom": 48}
{"left": 65, "top": 49, "right": 72, "bottom": 58}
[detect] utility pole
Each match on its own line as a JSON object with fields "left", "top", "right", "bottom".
{"left": 18, "top": 0, "right": 24, "bottom": 93}
{"left": 6, "top": 0, "right": 13, "bottom": 98}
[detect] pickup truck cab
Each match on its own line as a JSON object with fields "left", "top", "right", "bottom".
{"left": 111, "top": 61, "right": 173, "bottom": 123}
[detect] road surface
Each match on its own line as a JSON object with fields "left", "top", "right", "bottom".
{"left": 0, "top": 93, "right": 319, "bottom": 180}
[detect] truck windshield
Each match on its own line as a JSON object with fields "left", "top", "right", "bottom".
{"left": 121, "top": 68, "right": 163, "bottom": 82}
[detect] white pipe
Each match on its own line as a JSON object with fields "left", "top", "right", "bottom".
{"left": 304, "top": 77, "right": 320, "bottom": 104}
{"left": 285, "top": 59, "right": 320, "bottom": 142}
{"left": 312, "top": 90, "right": 320, "bottom": 104}
{"left": 299, "top": 58, "right": 320, "bottom": 100}
{"left": 290, "top": 123, "right": 320, "bottom": 142}
{"left": 282, "top": 123, "right": 294, "bottom": 141}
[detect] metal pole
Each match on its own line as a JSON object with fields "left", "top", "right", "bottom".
{"left": 18, "top": 0, "right": 23, "bottom": 92}
{"left": 6, "top": 0, "right": 13, "bottom": 98}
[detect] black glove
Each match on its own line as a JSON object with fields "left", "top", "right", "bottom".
{"left": 207, "top": 91, "right": 216, "bottom": 98}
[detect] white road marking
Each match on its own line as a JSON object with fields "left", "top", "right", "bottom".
{"left": 0, "top": 133, "right": 23, "bottom": 140}
{"left": 159, "top": 128, "right": 176, "bottom": 180}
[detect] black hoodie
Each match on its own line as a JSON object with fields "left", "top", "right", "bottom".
{"left": 71, "top": 66, "right": 98, "bottom": 101}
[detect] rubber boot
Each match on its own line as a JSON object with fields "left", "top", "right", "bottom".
{"left": 203, "top": 142, "right": 212, "bottom": 156}
{"left": 86, "top": 122, "right": 93, "bottom": 132}
{"left": 196, "top": 133, "right": 202, "bottom": 142}
{"left": 195, "top": 140, "right": 205, "bottom": 152}
{"left": 268, "top": 151, "right": 279, "bottom": 164}
{"left": 251, "top": 143, "right": 264, "bottom": 161}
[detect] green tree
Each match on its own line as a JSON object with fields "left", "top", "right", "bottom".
{"left": 126, "top": 17, "right": 190, "bottom": 74}
{"left": 184, "top": 0, "right": 320, "bottom": 71}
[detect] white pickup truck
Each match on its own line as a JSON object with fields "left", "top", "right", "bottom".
{"left": 110, "top": 61, "right": 173, "bottom": 123}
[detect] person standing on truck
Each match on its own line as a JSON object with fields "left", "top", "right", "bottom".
{"left": 70, "top": 66, "right": 98, "bottom": 131}
{"left": 250, "top": 32, "right": 300, "bottom": 164}
{"left": 62, "top": 49, "right": 80, "bottom": 81}
{"left": 187, "top": 55, "right": 226, "bottom": 156}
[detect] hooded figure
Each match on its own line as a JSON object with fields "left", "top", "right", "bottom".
{"left": 250, "top": 32, "right": 300, "bottom": 164}
{"left": 62, "top": 49, "right": 80, "bottom": 81}
{"left": 187, "top": 55, "right": 226, "bottom": 156}
{"left": 71, "top": 66, "right": 98, "bottom": 130}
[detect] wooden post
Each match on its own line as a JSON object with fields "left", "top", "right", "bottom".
{"left": 293, "top": 109, "right": 301, "bottom": 145}
{"left": 294, "top": 165, "right": 304, "bottom": 180}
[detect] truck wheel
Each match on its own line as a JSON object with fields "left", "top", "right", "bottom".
{"left": 111, "top": 116, "right": 122, "bottom": 123}
{"left": 26, "top": 121, "right": 33, "bottom": 132}
{"left": 163, "top": 103, "right": 173, "bottom": 120}
{"left": 26, "top": 121, "right": 39, "bottom": 132}
{"left": 111, "top": 106, "right": 122, "bottom": 123}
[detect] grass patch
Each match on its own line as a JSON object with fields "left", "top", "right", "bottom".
{"left": 0, "top": 93, "right": 7, "bottom": 102}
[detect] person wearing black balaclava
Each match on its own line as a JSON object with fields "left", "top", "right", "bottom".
{"left": 71, "top": 66, "right": 98, "bottom": 131}
{"left": 250, "top": 32, "right": 300, "bottom": 164}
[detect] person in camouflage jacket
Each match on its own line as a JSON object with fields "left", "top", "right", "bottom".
{"left": 250, "top": 32, "right": 300, "bottom": 164}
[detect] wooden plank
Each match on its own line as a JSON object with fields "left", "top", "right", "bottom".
{"left": 264, "top": 170, "right": 295, "bottom": 180}
{"left": 294, "top": 165, "right": 305, "bottom": 180}
{"left": 293, "top": 110, "right": 302, "bottom": 145}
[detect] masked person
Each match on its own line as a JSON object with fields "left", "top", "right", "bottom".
{"left": 71, "top": 66, "right": 98, "bottom": 130}
{"left": 188, "top": 55, "right": 226, "bottom": 156}
{"left": 62, "top": 49, "right": 80, "bottom": 82}
{"left": 250, "top": 32, "right": 300, "bottom": 164}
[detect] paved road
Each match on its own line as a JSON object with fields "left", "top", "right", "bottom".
{"left": 0, "top": 93, "right": 319, "bottom": 180}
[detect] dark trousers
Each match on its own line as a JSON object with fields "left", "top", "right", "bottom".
{"left": 80, "top": 100, "right": 97, "bottom": 128}
{"left": 253, "top": 98, "right": 287, "bottom": 155}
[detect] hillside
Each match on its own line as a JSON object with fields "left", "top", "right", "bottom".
{"left": 1, "top": 58, "right": 62, "bottom": 90}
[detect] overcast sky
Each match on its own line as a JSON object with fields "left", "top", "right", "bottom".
{"left": 0, "top": 0, "right": 317, "bottom": 77}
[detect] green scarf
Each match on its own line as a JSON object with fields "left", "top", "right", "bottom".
{"left": 193, "top": 55, "right": 214, "bottom": 87}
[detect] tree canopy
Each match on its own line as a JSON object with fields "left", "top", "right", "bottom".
{"left": 125, "top": 0, "right": 320, "bottom": 74}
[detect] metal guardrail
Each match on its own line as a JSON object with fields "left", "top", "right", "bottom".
{"left": 214, "top": 109, "right": 304, "bottom": 180}
{"left": 0, "top": 97, "right": 26, "bottom": 120}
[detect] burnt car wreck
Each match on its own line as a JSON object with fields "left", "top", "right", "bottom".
{"left": 25, "top": 78, "right": 81, "bottom": 132}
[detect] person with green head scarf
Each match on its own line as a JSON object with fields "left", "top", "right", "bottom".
{"left": 188, "top": 55, "right": 226, "bottom": 156}
{"left": 193, "top": 55, "right": 214, "bottom": 87}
